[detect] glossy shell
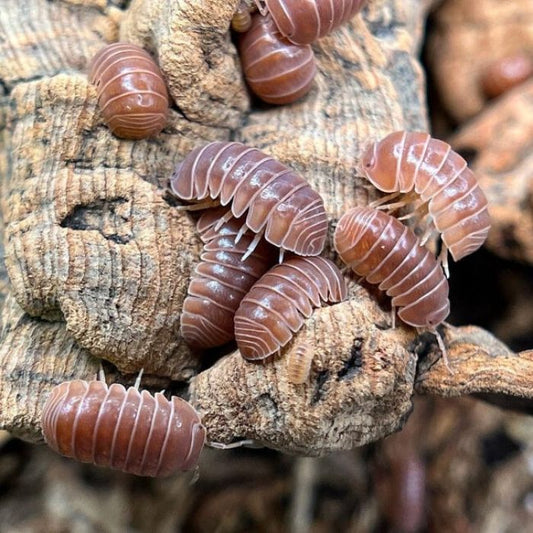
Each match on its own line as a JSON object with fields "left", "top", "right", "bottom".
{"left": 482, "top": 53, "right": 533, "bottom": 98}
{"left": 234, "top": 256, "right": 347, "bottom": 360}
{"left": 360, "top": 131, "right": 491, "bottom": 262}
{"left": 334, "top": 207, "right": 450, "bottom": 328}
{"left": 170, "top": 141, "right": 328, "bottom": 257}
{"left": 239, "top": 13, "right": 316, "bottom": 105}
{"left": 180, "top": 209, "right": 277, "bottom": 349}
{"left": 88, "top": 42, "right": 169, "bottom": 139}
{"left": 41, "top": 380, "right": 206, "bottom": 477}
{"left": 262, "top": 0, "right": 366, "bottom": 45}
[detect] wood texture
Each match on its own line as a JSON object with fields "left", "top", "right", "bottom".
{"left": 0, "top": 0, "right": 532, "bottom": 453}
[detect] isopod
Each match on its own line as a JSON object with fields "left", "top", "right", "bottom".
{"left": 41, "top": 379, "right": 206, "bottom": 477}
{"left": 359, "top": 131, "right": 491, "bottom": 273}
{"left": 234, "top": 256, "right": 347, "bottom": 360}
{"left": 88, "top": 42, "right": 169, "bottom": 139}
{"left": 481, "top": 53, "right": 533, "bottom": 99}
{"left": 232, "top": 1, "right": 254, "bottom": 33}
{"left": 239, "top": 13, "right": 317, "bottom": 105}
{"left": 170, "top": 141, "right": 328, "bottom": 259}
{"left": 180, "top": 208, "right": 277, "bottom": 349}
{"left": 334, "top": 207, "right": 450, "bottom": 330}
{"left": 287, "top": 342, "right": 314, "bottom": 384}
{"left": 256, "top": 0, "right": 367, "bottom": 45}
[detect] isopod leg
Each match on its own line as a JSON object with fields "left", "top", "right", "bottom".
{"left": 241, "top": 231, "right": 264, "bottom": 261}
{"left": 97, "top": 365, "right": 106, "bottom": 382}
{"left": 391, "top": 306, "right": 396, "bottom": 329}
{"left": 133, "top": 368, "right": 144, "bottom": 390}
{"left": 437, "top": 243, "right": 450, "bottom": 279}
{"left": 214, "top": 209, "right": 234, "bottom": 231}
{"left": 431, "top": 328, "right": 453, "bottom": 375}
{"left": 252, "top": 0, "right": 268, "bottom": 15}
{"left": 369, "top": 191, "right": 402, "bottom": 208}
{"left": 234, "top": 222, "right": 249, "bottom": 244}
{"left": 279, "top": 248, "right": 285, "bottom": 264}
{"left": 207, "top": 439, "right": 263, "bottom": 450}
{"left": 176, "top": 199, "right": 220, "bottom": 212}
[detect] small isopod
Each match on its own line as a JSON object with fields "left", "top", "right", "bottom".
{"left": 180, "top": 209, "right": 277, "bottom": 349}
{"left": 360, "top": 131, "right": 491, "bottom": 273}
{"left": 169, "top": 141, "right": 328, "bottom": 260}
{"left": 481, "top": 53, "right": 533, "bottom": 99}
{"left": 287, "top": 342, "right": 314, "bottom": 384}
{"left": 234, "top": 256, "right": 347, "bottom": 360}
{"left": 334, "top": 207, "right": 450, "bottom": 330}
{"left": 255, "top": 0, "right": 367, "bottom": 45}
{"left": 231, "top": 1, "right": 254, "bottom": 33}
{"left": 41, "top": 379, "right": 206, "bottom": 477}
{"left": 239, "top": 13, "right": 317, "bottom": 105}
{"left": 88, "top": 42, "right": 169, "bottom": 139}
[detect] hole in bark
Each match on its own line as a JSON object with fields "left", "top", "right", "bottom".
{"left": 60, "top": 198, "right": 131, "bottom": 244}
{"left": 337, "top": 338, "right": 364, "bottom": 380}
{"left": 311, "top": 370, "right": 329, "bottom": 405}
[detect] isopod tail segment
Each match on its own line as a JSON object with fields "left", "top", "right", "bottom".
{"left": 358, "top": 131, "right": 491, "bottom": 277}
{"left": 334, "top": 207, "right": 451, "bottom": 371}
{"left": 169, "top": 141, "right": 329, "bottom": 261}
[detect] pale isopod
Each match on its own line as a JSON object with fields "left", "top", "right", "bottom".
{"left": 180, "top": 209, "right": 277, "bottom": 349}
{"left": 287, "top": 342, "right": 314, "bottom": 384}
{"left": 88, "top": 42, "right": 169, "bottom": 140}
{"left": 41, "top": 380, "right": 206, "bottom": 477}
{"left": 333, "top": 207, "right": 450, "bottom": 330}
{"left": 239, "top": 13, "right": 317, "bottom": 105}
{"left": 169, "top": 141, "right": 328, "bottom": 259}
{"left": 360, "top": 131, "right": 491, "bottom": 273}
{"left": 234, "top": 256, "right": 347, "bottom": 360}
{"left": 256, "top": 0, "right": 367, "bottom": 45}
{"left": 231, "top": 1, "right": 254, "bottom": 33}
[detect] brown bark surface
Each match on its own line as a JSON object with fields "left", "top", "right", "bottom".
{"left": 0, "top": 0, "right": 531, "bottom": 462}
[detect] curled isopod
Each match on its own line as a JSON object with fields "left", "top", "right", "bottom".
{"left": 360, "top": 131, "right": 491, "bottom": 272}
{"left": 41, "top": 380, "right": 206, "bottom": 477}
{"left": 481, "top": 53, "right": 533, "bottom": 99}
{"left": 88, "top": 42, "right": 169, "bottom": 139}
{"left": 180, "top": 208, "right": 277, "bottom": 349}
{"left": 231, "top": 1, "right": 254, "bottom": 33}
{"left": 334, "top": 207, "right": 450, "bottom": 330}
{"left": 239, "top": 13, "right": 317, "bottom": 105}
{"left": 169, "top": 141, "right": 328, "bottom": 259}
{"left": 234, "top": 256, "right": 347, "bottom": 360}
{"left": 287, "top": 342, "right": 314, "bottom": 384}
{"left": 257, "top": 0, "right": 367, "bottom": 45}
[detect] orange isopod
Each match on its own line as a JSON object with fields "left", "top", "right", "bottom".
{"left": 180, "top": 208, "right": 277, "bottom": 349}
{"left": 359, "top": 131, "right": 491, "bottom": 273}
{"left": 169, "top": 141, "right": 328, "bottom": 260}
{"left": 234, "top": 256, "right": 347, "bottom": 360}
{"left": 88, "top": 43, "right": 169, "bottom": 139}
{"left": 287, "top": 342, "right": 314, "bottom": 384}
{"left": 41, "top": 379, "right": 206, "bottom": 477}
{"left": 334, "top": 207, "right": 450, "bottom": 330}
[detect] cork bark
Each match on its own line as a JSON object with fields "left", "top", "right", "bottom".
{"left": 0, "top": 0, "right": 532, "bottom": 454}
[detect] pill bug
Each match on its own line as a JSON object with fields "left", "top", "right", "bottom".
{"left": 231, "top": 1, "right": 254, "bottom": 33}
{"left": 180, "top": 208, "right": 277, "bottom": 349}
{"left": 256, "top": 0, "right": 367, "bottom": 45}
{"left": 287, "top": 342, "right": 314, "bottom": 384}
{"left": 359, "top": 131, "right": 491, "bottom": 272}
{"left": 170, "top": 141, "right": 328, "bottom": 259}
{"left": 481, "top": 53, "right": 533, "bottom": 99}
{"left": 41, "top": 379, "right": 206, "bottom": 477}
{"left": 238, "top": 13, "right": 317, "bottom": 105}
{"left": 88, "top": 42, "right": 169, "bottom": 140}
{"left": 234, "top": 256, "right": 347, "bottom": 360}
{"left": 334, "top": 207, "right": 450, "bottom": 330}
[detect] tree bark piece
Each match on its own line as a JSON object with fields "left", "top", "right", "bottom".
{"left": 450, "top": 80, "right": 533, "bottom": 264}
